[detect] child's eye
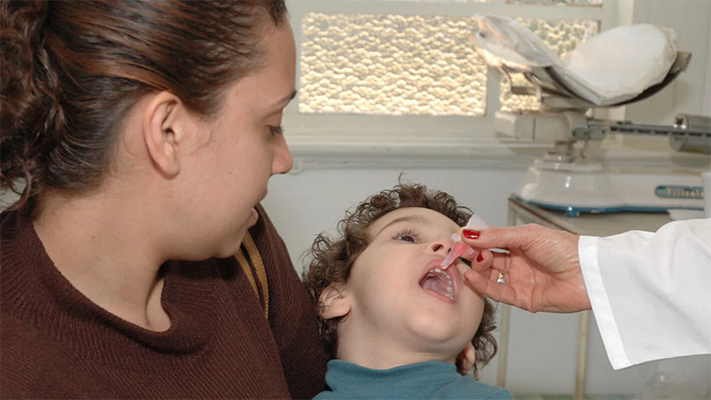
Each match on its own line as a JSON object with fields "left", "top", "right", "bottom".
{"left": 459, "top": 257, "right": 472, "bottom": 267}
{"left": 396, "top": 234, "right": 416, "bottom": 243}
{"left": 393, "top": 229, "right": 419, "bottom": 243}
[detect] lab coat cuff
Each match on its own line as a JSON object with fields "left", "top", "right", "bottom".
{"left": 579, "top": 235, "right": 631, "bottom": 370}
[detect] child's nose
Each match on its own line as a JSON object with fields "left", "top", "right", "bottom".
{"left": 428, "top": 238, "right": 452, "bottom": 256}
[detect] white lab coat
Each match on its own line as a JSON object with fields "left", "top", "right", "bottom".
{"left": 579, "top": 218, "right": 711, "bottom": 370}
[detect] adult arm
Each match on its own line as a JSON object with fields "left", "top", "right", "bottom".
{"left": 579, "top": 218, "right": 710, "bottom": 369}
{"left": 463, "top": 218, "right": 711, "bottom": 369}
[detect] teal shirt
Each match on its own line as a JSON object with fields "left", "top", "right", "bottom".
{"left": 314, "top": 360, "right": 513, "bottom": 400}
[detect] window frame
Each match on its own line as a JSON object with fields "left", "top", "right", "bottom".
{"left": 283, "top": 0, "right": 618, "bottom": 156}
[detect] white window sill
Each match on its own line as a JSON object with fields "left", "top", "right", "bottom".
{"left": 285, "top": 135, "right": 547, "bottom": 171}
{"left": 284, "top": 134, "right": 711, "bottom": 172}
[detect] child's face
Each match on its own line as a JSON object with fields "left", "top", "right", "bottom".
{"left": 333, "top": 207, "right": 485, "bottom": 365}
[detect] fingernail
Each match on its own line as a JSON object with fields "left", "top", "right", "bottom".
{"left": 463, "top": 229, "right": 480, "bottom": 239}
{"left": 476, "top": 253, "right": 484, "bottom": 263}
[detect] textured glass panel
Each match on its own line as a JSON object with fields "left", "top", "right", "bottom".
{"left": 507, "top": 0, "right": 602, "bottom": 5}
{"left": 300, "top": 13, "right": 487, "bottom": 116}
{"left": 500, "top": 73, "right": 540, "bottom": 112}
{"left": 500, "top": 18, "right": 599, "bottom": 112}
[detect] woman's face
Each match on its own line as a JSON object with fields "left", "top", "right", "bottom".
{"left": 171, "top": 22, "right": 296, "bottom": 259}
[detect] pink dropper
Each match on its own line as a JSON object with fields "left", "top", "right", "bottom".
{"left": 440, "top": 214, "right": 489, "bottom": 270}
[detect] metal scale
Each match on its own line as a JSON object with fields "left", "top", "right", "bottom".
{"left": 474, "top": 16, "right": 711, "bottom": 217}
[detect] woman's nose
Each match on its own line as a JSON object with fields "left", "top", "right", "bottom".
{"left": 427, "top": 238, "right": 452, "bottom": 256}
{"left": 271, "top": 134, "right": 293, "bottom": 175}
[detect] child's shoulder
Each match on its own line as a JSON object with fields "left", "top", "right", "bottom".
{"left": 433, "top": 375, "right": 514, "bottom": 400}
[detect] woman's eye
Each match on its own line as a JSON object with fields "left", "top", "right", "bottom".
{"left": 269, "top": 125, "right": 283, "bottom": 135}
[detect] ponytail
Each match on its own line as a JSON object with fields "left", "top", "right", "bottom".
{"left": 1, "top": 0, "right": 65, "bottom": 211}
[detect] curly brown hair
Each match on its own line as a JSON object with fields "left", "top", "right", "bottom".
{"left": 302, "top": 183, "right": 497, "bottom": 379}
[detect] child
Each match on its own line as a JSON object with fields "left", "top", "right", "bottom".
{"left": 303, "top": 183, "right": 512, "bottom": 399}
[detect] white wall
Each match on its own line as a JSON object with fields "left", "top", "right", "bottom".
{"left": 624, "top": 0, "right": 711, "bottom": 125}
{"left": 705, "top": 3, "right": 711, "bottom": 117}
{"left": 0, "top": 191, "right": 19, "bottom": 210}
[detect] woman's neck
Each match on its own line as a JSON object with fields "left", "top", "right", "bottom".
{"left": 32, "top": 188, "right": 171, "bottom": 331}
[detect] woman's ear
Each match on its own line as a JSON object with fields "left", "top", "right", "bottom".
{"left": 319, "top": 284, "right": 351, "bottom": 320}
{"left": 457, "top": 342, "right": 476, "bottom": 373}
{"left": 142, "top": 91, "right": 196, "bottom": 178}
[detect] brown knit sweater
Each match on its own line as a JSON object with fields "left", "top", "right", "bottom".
{"left": 0, "top": 205, "right": 327, "bottom": 399}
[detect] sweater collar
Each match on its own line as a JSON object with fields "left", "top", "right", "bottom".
{"left": 1, "top": 210, "right": 215, "bottom": 369}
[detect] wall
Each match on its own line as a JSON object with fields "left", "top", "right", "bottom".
{"left": 0, "top": 191, "right": 18, "bottom": 210}
{"left": 623, "top": 0, "right": 711, "bottom": 125}
{"left": 705, "top": 3, "right": 711, "bottom": 117}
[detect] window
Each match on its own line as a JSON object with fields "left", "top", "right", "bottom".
{"left": 284, "top": 0, "right": 615, "bottom": 149}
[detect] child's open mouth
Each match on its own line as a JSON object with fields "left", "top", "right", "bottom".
{"left": 419, "top": 265, "right": 457, "bottom": 301}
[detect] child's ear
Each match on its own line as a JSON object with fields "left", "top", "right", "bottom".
{"left": 319, "top": 284, "right": 350, "bottom": 320}
{"left": 457, "top": 342, "right": 476, "bottom": 372}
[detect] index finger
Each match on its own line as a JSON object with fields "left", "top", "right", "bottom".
{"left": 461, "top": 224, "right": 540, "bottom": 252}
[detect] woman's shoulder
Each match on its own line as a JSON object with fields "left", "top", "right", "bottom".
{"left": 0, "top": 313, "right": 81, "bottom": 399}
{"left": 1, "top": 209, "right": 50, "bottom": 306}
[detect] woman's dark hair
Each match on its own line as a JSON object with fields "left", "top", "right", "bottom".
{"left": 302, "top": 183, "right": 498, "bottom": 379}
{"left": 1, "top": 0, "right": 287, "bottom": 210}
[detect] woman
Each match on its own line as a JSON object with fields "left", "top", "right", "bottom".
{"left": 0, "top": 1, "right": 327, "bottom": 398}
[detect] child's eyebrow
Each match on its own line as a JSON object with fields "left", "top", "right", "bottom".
{"left": 374, "top": 215, "right": 431, "bottom": 237}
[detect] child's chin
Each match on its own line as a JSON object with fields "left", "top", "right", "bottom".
{"left": 413, "top": 339, "right": 469, "bottom": 362}
{"left": 409, "top": 322, "right": 475, "bottom": 351}
{"left": 412, "top": 324, "right": 461, "bottom": 345}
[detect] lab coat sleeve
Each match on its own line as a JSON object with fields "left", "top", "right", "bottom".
{"left": 578, "top": 218, "right": 711, "bottom": 370}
